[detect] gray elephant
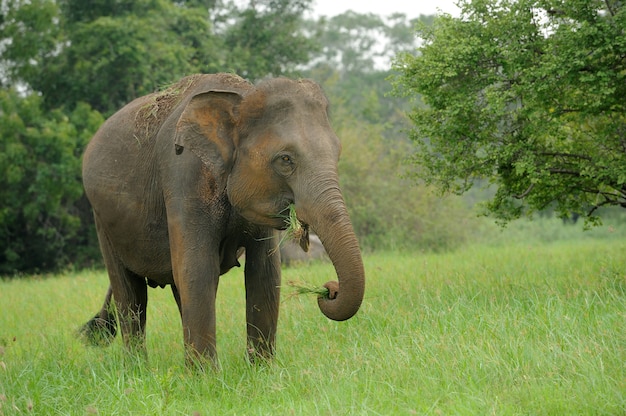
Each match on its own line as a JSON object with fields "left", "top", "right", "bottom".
{"left": 80, "top": 73, "right": 365, "bottom": 365}
{"left": 280, "top": 232, "right": 328, "bottom": 266}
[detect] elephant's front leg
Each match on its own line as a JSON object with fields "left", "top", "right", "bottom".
{"left": 178, "top": 275, "right": 219, "bottom": 367}
{"left": 244, "top": 231, "right": 281, "bottom": 361}
{"left": 168, "top": 218, "right": 221, "bottom": 367}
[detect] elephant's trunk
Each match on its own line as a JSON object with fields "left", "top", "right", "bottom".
{"left": 297, "top": 180, "right": 365, "bottom": 321}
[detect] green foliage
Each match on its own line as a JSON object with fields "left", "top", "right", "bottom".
{"left": 0, "top": 0, "right": 61, "bottom": 86}
{"left": 313, "top": 11, "right": 387, "bottom": 73}
{"left": 2, "top": 240, "right": 625, "bottom": 413}
{"left": 35, "top": 0, "right": 219, "bottom": 115}
{"left": 330, "top": 97, "right": 477, "bottom": 252}
{"left": 2, "top": 0, "right": 318, "bottom": 115}
{"left": 310, "top": 12, "right": 431, "bottom": 75}
{"left": 0, "top": 89, "right": 104, "bottom": 274}
{"left": 219, "top": 0, "right": 317, "bottom": 80}
{"left": 392, "top": 0, "right": 626, "bottom": 225}
{"left": 60, "top": 0, "right": 171, "bottom": 23}
{"left": 305, "top": 12, "right": 428, "bottom": 131}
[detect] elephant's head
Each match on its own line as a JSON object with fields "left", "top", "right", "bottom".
{"left": 174, "top": 75, "right": 364, "bottom": 321}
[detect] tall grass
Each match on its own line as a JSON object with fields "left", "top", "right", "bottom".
{"left": 1, "top": 221, "right": 625, "bottom": 414}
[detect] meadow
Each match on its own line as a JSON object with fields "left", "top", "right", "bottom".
{"left": 1, "top": 219, "right": 625, "bottom": 415}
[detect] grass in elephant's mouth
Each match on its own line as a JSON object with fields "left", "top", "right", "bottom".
{"left": 284, "top": 204, "right": 304, "bottom": 241}
{"left": 274, "top": 204, "right": 305, "bottom": 250}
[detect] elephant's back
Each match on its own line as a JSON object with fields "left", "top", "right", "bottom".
{"left": 81, "top": 88, "right": 167, "bottom": 225}
{"left": 189, "top": 73, "right": 252, "bottom": 96}
{"left": 85, "top": 73, "right": 251, "bottom": 156}
{"left": 82, "top": 94, "right": 156, "bottom": 195}
{"left": 82, "top": 93, "right": 172, "bottom": 277}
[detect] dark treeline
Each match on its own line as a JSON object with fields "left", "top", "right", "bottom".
{"left": 1, "top": 0, "right": 456, "bottom": 275}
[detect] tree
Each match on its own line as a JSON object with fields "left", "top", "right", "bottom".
{"left": 304, "top": 13, "right": 436, "bottom": 131}
{"left": 1, "top": 0, "right": 213, "bottom": 115}
{"left": 40, "top": 0, "right": 219, "bottom": 115}
{"left": 309, "top": 11, "right": 431, "bottom": 74}
{"left": 0, "top": 0, "right": 60, "bottom": 88}
{"left": 0, "top": 89, "right": 104, "bottom": 274}
{"left": 392, "top": 0, "right": 626, "bottom": 225}
{"left": 335, "top": 113, "right": 477, "bottom": 252}
{"left": 2, "top": 0, "right": 319, "bottom": 114}
{"left": 219, "top": 0, "right": 317, "bottom": 80}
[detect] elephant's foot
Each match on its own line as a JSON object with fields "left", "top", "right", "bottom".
{"left": 246, "top": 337, "right": 275, "bottom": 364}
{"left": 185, "top": 346, "right": 220, "bottom": 372}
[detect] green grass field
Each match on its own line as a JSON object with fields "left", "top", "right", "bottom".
{"left": 1, "top": 220, "right": 625, "bottom": 415}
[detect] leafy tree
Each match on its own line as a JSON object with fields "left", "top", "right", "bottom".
{"left": 0, "top": 0, "right": 60, "bottom": 87}
{"left": 39, "top": 0, "right": 218, "bottom": 115}
{"left": 0, "top": 89, "right": 104, "bottom": 274}
{"left": 310, "top": 11, "right": 432, "bottom": 74}
{"left": 304, "top": 13, "right": 436, "bottom": 134}
{"left": 392, "top": 0, "right": 626, "bottom": 225}
{"left": 219, "top": 0, "right": 317, "bottom": 80}
{"left": 2, "top": 0, "right": 319, "bottom": 114}
{"left": 1, "top": 0, "right": 205, "bottom": 114}
{"left": 312, "top": 11, "right": 387, "bottom": 73}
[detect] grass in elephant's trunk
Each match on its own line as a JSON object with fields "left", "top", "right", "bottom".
{"left": 286, "top": 280, "right": 330, "bottom": 299}
{"left": 279, "top": 204, "right": 331, "bottom": 300}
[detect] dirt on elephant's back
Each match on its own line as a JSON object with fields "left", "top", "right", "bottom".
{"left": 134, "top": 74, "right": 205, "bottom": 140}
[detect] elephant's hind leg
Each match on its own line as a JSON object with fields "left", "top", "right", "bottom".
{"left": 95, "top": 264, "right": 147, "bottom": 358}
{"left": 96, "top": 222, "right": 149, "bottom": 355}
{"left": 79, "top": 286, "right": 118, "bottom": 346}
{"left": 112, "top": 268, "right": 148, "bottom": 355}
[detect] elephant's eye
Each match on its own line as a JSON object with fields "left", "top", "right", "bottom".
{"left": 276, "top": 153, "right": 293, "bottom": 165}
{"left": 274, "top": 153, "right": 296, "bottom": 176}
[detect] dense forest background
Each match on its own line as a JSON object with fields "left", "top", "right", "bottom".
{"left": 5, "top": 0, "right": 610, "bottom": 275}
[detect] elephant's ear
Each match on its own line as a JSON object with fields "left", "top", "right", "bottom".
{"left": 174, "top": 91, "right": 242, "bottom": 173}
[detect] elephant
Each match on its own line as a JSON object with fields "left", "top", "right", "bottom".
{"left": 79, "top": 73, "right": 365, "bottom": 365}
{"left": 280, "top": 232, "right": 328, "bottom": 266}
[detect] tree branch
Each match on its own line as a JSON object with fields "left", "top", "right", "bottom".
{"left": 513, "top": 183, "right": 535, "bottom": 199}
{"left": 604, "top": 0, "right": 617, "bottom": 16}
{"left": 540, "top": 152, "right": 593, "bottom": 161}
{"left": 548, "top": 168, "right": 581, "bottom": 175}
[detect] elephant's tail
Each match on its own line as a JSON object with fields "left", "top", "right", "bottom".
{"left": 77, "top": 286, "right": 118, "bottom": 346}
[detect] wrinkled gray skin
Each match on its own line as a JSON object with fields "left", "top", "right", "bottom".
{"left": 280, "top": 233, "right": 328, "bottom": 266}
{"left": 80, "top": 73, "right": 365, "bottom": 365}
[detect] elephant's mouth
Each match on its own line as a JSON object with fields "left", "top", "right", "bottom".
{"left": 236, "top": 199, "right": 297, "bottom": 230}
{"left": 273, "top": 202, "right": 296, "bottom": 230}
{"left": 237, "top": 201, "right": 311, "bottom": 251}
{"left": 273, "top": 204, "right": 311, "bottom": 251}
